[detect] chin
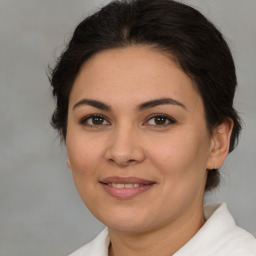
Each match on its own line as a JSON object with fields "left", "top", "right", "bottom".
{"left": 93, "top": 207, "right": 155, "bottom": 233}
{"left": 107, "top": 221, "right": 153, "bottom": 234}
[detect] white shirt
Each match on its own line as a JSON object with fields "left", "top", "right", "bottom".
{"left": 69, "top": 203, "right": 256, "bottom": 256}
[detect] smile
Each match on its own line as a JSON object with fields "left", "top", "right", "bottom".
{"left": 100, "top": 176, "right": 156, "bottom": 199}
{"left": 107, "top": 183, "right": 141, "bottom": 188}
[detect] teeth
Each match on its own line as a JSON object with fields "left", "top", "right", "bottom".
{"left": 116, "top": 184, "right": 124, "bottom": 188}
{"left": 108, "top": 183, "right": 140, "bottom": 188}
{"left": 124, "top": 184, "right": 133, "bottom": 188}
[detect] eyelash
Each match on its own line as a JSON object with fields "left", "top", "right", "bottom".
{"left": 79, "top": 114, "right": 110, "bottom": 127}
{"left": 79, "top": 114, "right": 176, "bottom": 128}
{"left": 145, "top": 113, "right": 176, "bottom": 127}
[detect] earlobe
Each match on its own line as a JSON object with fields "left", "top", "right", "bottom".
{"left": 207, "top": 118, "right": 234, "bottom": 170}
{"left": 67, "top": 159, "right": 71, "bottom": 169}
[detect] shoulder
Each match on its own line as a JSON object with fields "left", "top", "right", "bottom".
{"left": 224, "top": 226, "right": 256, "bottom": 255}
{"left": 211, "top": 226, "right": 256, "bottom": 255}
{"left": 203, "top": 203, "right": 256, "bottom": 255}
{"left": 174, "top": 203, "right": 256, "bottom": 256}
{"left": 68, "top": 228, "right": 109, "bottom": 256}
{"left": 206, "top": 203, "right": 256, "bottom": 255}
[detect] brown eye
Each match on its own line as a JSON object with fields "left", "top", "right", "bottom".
{"left": 146, "top": 114, "right": 176, "bottom": 127}
{"left": 154, "top": 116, "right": 168, "bottom": 125}
{"left": 91, "top": 116, "right": 104, "bottom": 125}
{"left": 80, "top": 114, "right": 110, "bottom": 126}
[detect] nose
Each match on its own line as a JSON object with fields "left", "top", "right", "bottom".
{"left": 104, "top": 125, "right": 146, "bottom": 167}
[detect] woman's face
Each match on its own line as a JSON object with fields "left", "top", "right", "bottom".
{"left": 66, "top": 46, "right": 215, "bottom": 232}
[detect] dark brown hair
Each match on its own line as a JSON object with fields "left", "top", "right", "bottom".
{"left": 49, "top": 0, "right": 241, "bottom": 190}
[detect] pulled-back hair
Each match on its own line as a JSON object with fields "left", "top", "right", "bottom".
{"left": 49, "top": 0, "right": 241, "bottom": 190}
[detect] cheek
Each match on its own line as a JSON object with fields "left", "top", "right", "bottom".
{"left": 147, "top": 131, "right": 209, "bottom": 208}
{"left": 66, "top": 136, "right": 105, "bottom": 205}
{"left": 66, "top": 134, "right": 105, "bottom": 177}
{"left": 147, "top": 129, "right": 210, "bottom": 178}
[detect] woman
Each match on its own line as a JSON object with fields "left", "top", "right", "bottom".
{"left": 49, "top": 0, "right": 256, "bottom": 255}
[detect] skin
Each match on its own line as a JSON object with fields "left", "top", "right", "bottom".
{"left": 66, "top": 46, "right": 233, "bottom": 256}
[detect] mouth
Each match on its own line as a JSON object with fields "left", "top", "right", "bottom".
{"left": 99, "top": 176, "right": 156, "bottom": 199}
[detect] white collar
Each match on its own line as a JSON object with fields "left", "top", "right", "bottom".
{"left": 69, "top": 203, "right": 256, "bottom": 256}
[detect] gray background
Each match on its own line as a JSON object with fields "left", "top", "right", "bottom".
{"left": 0, "top": 0, "right": 255, "bottom": 255}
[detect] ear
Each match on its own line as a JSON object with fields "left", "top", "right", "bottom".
{"left": 66, "top": 159, "right": 71, "bottom": 169}
{"left": 206, "top": 118, "right": 234, "bottom": 170}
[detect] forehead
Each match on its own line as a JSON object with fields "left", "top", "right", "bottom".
{"left": 70, "top": 46, "right": 202, "bottom": 110}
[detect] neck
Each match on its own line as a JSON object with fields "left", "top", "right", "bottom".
{"left": 108, "top": 205, "right": 205, "bottom": 256}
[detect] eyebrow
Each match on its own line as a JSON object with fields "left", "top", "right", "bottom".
{"left": 72, "top": 97, "right": 186, "bottom": 111}
{"left": 137, "top": 98, "right": 186, "bottom": 111}
{"left": 73, "top": 99, "right": 111, "bottom": 111}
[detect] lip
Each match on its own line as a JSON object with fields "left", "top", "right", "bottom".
{"left": 100, "top": 176, "right": 155, "bottom": 185}
{"left": 99, "top": 176, "right": 156, "bottom": 200}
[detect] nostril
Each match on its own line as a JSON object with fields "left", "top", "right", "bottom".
{"left": 128, "top": 159, "right": 136, "bottom": 163}
{"left": 104, "top": 138, "right": 146, "bottom": 166}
